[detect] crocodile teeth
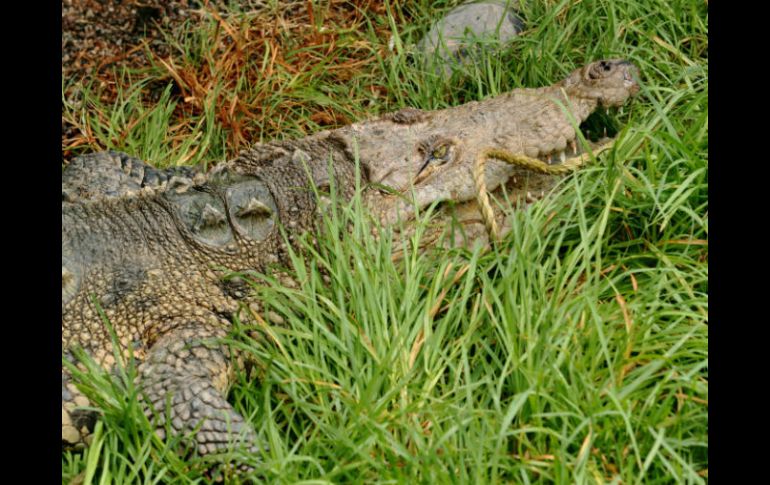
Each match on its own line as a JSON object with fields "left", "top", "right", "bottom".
{"left": 570, "top": 140, "right": 577, "bottom": 155}
{"left": 199, "top": 203, "right": 227, "bottom": 227}
{"left": 236, "top": 197, "right": 273, "bottom": 217}
{"left": 559, "top": 151, "right": 566, "bottom": 163}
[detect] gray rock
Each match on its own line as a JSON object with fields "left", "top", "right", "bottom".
{"left": 417, "top": 1, "right": 525, "bottom": 78}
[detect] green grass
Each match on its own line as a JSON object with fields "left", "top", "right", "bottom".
{"left": 62, "top": 0, "right": 707, "bottom": 483}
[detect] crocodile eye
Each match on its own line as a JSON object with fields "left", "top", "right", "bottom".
{"left": 416, "top": 139, "right": 456, "bottom": 178}
{"left": 431, "top": 144, "right": 448, "bottom": 160}
{"left": 430, "top": 140, "right": 455, "bottom": 164}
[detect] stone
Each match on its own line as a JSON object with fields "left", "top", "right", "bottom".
{"left": 417, "top": 1, "right": 525, "bottom": 78}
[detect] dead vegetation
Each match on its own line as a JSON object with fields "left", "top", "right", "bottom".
{"left": 62, "top": 0, "right": 407, "bottom": 163}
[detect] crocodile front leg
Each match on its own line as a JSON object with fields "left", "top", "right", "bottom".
{"left": 139, "top": 323, "right": 262, "bottom": 457}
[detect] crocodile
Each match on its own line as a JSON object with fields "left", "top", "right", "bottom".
{"left": 62, "top": 59, "right": 640, "bottom": 461}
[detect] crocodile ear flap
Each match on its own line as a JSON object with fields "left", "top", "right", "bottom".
{"left": 224, "top": 178, "right": 277, "bottom": 242}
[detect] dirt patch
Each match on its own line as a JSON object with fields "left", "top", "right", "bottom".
{"left": 63, "top": 0, "right": 195, "bottom": 81}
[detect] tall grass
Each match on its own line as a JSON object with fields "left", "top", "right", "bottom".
{"left": 62, "top": 1, "right": 707, "bottom": 483}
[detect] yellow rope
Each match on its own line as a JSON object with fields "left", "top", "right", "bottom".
{"left": 473, "top": 141, "right": 613, "bottom": 242}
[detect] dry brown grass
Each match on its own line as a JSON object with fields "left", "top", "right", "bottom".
{"left": 63, "top": 1, "right": 407, "bottom": 162}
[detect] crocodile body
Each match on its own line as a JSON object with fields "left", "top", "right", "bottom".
{"left": 62, "top": 59, "right": 639, "bottom": 459}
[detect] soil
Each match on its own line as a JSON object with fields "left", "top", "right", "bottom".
{"left": 62, "top": 0, "right": 200, "bottom": 81}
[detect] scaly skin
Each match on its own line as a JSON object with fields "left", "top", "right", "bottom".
{"left": 62, "top": 59, "right": 639, "bottom": 460}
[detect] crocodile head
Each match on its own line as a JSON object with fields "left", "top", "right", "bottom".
{"left": 338, "top": 59, "right": 639, "bottom": 235}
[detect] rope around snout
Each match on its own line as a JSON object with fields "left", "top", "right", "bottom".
{"left": 473, "top": 143, "right": 612, "bottom": 242}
